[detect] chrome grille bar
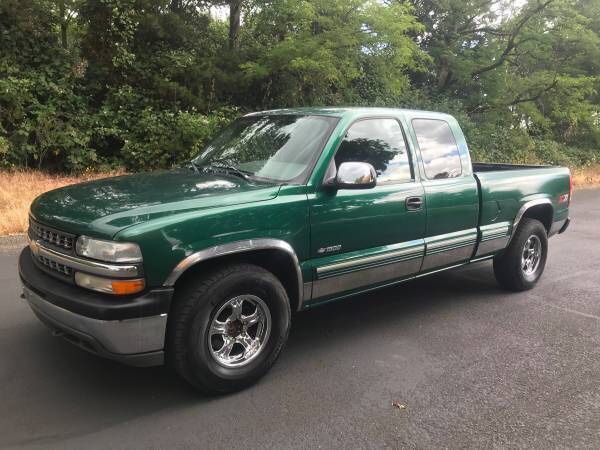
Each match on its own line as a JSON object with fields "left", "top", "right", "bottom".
{"left": 29, "top": 219, "right": 75, "bottom": 252}
{"left": 29, "top": 239, "right": 141, "bottom": 279}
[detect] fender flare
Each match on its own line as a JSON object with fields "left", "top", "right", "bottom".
{"left": 162, "top": 238, "right": 304, "bottom": 311}
{"left": 509, "top": 198, "right": 553, "bottom": 244}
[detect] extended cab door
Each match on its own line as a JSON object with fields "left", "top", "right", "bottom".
{"left": 308, "top": 117, "right": 426, "bottom": 300}
{"left": 407, "top": 116, "right": 479, "bottom": 271}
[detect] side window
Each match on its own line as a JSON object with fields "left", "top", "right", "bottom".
{"left": 335, "top": 118, "right": 412, "bottom": 184}
{"left": 412, "top": 119, "right": 462, "bottom": 180}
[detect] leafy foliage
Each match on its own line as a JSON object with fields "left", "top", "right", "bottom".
{"left": 0, "top": 0, "right": 599, "bottom": 173}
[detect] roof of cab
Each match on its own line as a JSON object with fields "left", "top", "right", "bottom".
{"left": 243, "top": 106, "right": 453, "bottom": 121}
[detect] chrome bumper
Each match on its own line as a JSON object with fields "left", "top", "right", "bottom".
{"left": 549, "top": 216, "right": 571, "bottom": 237}
{"left": 23, "top": 286, "right": 166, "bottom": 367}
{"left": 559, "top": 217, "right": 571, "bottom": 234}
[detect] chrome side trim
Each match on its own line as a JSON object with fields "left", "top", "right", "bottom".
{"left": 469, "top": 254, "right": 494, "bottom": 263}
{"left": 311, "top": 241, "right": 424, "bottom": 299}
{"left": 510, "top": 198, "right": 553, "bottom": 242}
{"left": 416, "top": 262, "right": 467, "bottom": 277}
{"left": 303, "top": 282, "right": 313, "bottom": 302}
{"left": 480, "top": 221, "right": 511, "bottom": 240}
{"left": 29, "top": 239, "right": 141, "bottom": 278}
{"left": 475, "top": 221, "right": 511, "bottom": 257}
{"left": 316, "top": 244, "right": 424, "bottom": 277}
{"left": 427, "top": 235, "right": 476, "bottom": 250}
{"left": 24, "top": 286, "right": 166, "bottom": 356}
{"left": 312, "top": 257, "right": 422, "bottom": 299}
{"left": 163, "top": 239, "right": 304, "bottom": 311}
{"left": 475, "top": 236, "right": 510, "bottom": 257}
{"left": 422, "top": 228, "right": 477, "bottom": 271}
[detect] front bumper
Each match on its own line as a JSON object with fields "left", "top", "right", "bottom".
{"left": 19, "top": 248, "right": 173, "bottom": 367}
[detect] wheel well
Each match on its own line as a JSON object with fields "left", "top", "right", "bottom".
{"left": 172, "top": 249, "right": 301, "bottom": 312}
{"left": 521, "top": 204, "right": 553, "bottom": 233}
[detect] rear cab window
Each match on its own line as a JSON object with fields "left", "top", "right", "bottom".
{"left": 412, "top": 119, "right": 462, "bottom": 180}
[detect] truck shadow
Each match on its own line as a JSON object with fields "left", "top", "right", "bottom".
{"left": 285, "top": 262, "right": 502, "bottom": 358}
{"left": 6, "top": 262, "right": 505, "bottom": 446}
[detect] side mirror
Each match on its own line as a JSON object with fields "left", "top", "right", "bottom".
{"left": 334, "top": 162, "right": 377, "bottom": 189}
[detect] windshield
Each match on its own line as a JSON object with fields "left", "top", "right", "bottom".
{"left": 192, "top": 114, "right": 339, "bottom": 183}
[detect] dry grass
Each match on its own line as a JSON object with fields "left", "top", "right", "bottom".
{"left": 571, "top": 165, "right": 600, "bottom": 189}
{"left": 0, "top": 166, "right": 598, "bottom": 236}
{"left": 0, "top": 170, "right": 121, "bottom": 235}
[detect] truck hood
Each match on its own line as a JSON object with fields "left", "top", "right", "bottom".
{"left": 30, "top": 169, "right": 280, "bottom": 238}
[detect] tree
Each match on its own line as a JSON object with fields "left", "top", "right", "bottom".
{"left": 1, "top": 0, "right": 599, "bottom": 172}
{"left": 237, "top": 0, "right": 427, "bottom": 107}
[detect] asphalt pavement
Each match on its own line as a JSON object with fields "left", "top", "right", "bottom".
{"left": 1, "top": 189, "right": 599, "bottom": 449}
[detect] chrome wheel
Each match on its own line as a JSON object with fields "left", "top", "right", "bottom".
{"left": 208, "top": 295, "right": 271, "bottom": 368}
{"left": 521, "top": 235, "right": 542, "bottom": 276}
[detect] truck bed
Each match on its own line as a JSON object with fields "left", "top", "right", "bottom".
{"left": 473, "top": 162, "right": 552, "bottom": 172}
{"left": 472, "top": 163, "right": 570, "bottom": 233}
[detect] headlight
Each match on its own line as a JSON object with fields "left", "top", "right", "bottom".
{"left": 75, "top": 236, "right": 143, "bottom": 263}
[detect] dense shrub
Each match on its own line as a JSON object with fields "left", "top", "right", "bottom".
{"left": 119, "top": 107, "right": 237, "bottom": 171}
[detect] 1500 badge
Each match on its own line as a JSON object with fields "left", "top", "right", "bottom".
{"left": 317, "top": 244, "right": 342, "bottom": 254}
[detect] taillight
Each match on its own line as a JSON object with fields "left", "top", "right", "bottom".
{"left": 569, "top": 172, "right": 573, "bottom": 206}
{"left": 559, "top": 172, "right": 573, "bottom": 205}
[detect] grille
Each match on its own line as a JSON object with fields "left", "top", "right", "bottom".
{"left": 37, "top": 255, "right": 72, "bottom": 276}
{"left": 29, "top": 220, "right": 75, "bottom": 251}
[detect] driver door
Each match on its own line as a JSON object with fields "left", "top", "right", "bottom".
{"left": 308, "top": 117, "right": 426, "bottom": 300}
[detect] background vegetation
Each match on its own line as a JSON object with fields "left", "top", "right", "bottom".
{"left": 1, "top": 0, "right": 599, "bottom": 173}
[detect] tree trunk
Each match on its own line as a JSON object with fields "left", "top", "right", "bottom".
{"left": 59, "top": 0, "right": 68, "bottom": 49}
{"left": 228, "top": 0, "right": 242, "bottom": 50}
{"left": 170, "top": 0, "right": 182, "bottom": 13}
{"left": 437, "top": 56, "right": 450, "bottom": 91}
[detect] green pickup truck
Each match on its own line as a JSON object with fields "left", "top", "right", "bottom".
{"left": 19, "top": 107, "right": 571, "bottom": 393}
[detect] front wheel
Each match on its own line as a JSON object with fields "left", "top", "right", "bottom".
{"left": 493, "top": 218, "right": 548, "bottom": 291}
{"left": 167, "top": 263, "right": 291, "bottom": 394}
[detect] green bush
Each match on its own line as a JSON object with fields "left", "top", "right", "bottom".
{"left": 120, "top": 107, "right": 237, "bottom": 171}
{"left": 0, "top": 72, "right": 239, "bottom": 172}
{"left": 531, "top": 140, "right": 600, "bottom": 167}
{"left": 0, "top": 70, "right": 91, "bottom": 171}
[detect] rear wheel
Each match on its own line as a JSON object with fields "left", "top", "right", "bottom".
{"left": 493, "top": 218, "right": 548, "bottom": 291}
{"left": 167, "top": 263, "right": 291, "bottom": 394}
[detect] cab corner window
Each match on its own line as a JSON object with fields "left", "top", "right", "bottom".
{"left": 335, "top": 118, "right": 412, "bottom": 184}
{"left": 412, "top": 119, "right": 462, "bottom": 180}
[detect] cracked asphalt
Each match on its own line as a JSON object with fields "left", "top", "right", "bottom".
{"left": 1, "top": 188, "right": 599, "bottom": 449}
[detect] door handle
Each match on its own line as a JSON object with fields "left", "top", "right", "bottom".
{"left": 405, "top": 196, "right": 423, "bottom": 211}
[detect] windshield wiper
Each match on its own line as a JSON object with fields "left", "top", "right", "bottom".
{"left": 188, "top": 159, "right": 254, "bottom": 181}
{"left": 206, "top": 164, "right": 251, "bottom": 181}
{"left": 187, "top": 160, "right": 201, "bottom": 173}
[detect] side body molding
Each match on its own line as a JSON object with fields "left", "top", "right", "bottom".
{"left": 509, "top": 198, "right": 553, "bottom": 243}
{"left": 162, "top": 239, "right": 304, "bottom": 310}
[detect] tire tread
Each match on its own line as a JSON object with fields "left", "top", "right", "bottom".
{"left": 167, "top": 263, "right": 289, "bottom": 394}
{"left": 493, "top": 218, "right": 547, "bottom": 292}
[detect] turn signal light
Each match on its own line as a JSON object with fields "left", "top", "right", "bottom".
{"left": 111, "top": 279, "right": 146, "bottom": 295}
{"left": 75, "top": 272, "right": 145, "bottom": 295}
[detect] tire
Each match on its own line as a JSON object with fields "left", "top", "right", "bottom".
{"left": 167, "top": 263, "right": 291, "bottom": 394}
{"left": 493, "top": 218, "right": 548, "bottom": 291}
